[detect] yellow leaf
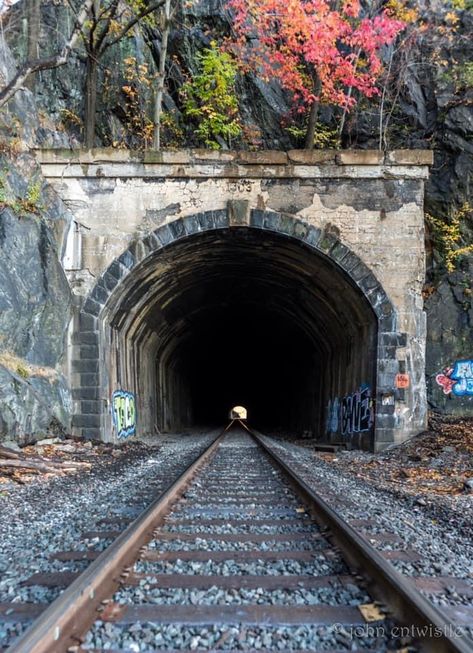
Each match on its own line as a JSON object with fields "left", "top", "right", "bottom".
{"left": 358, "top": 603, "right": 385, "bottom": 622}
{"left": 445, "top": 12, "right": 459, "bottom": 24}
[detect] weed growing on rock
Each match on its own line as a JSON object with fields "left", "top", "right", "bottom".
{"left": 181, "top": 43, "right": 241, "bottom": 149}
{"left": 16, "top": 365, "right": 29, "bottom": 380}
{"left": 0, "top": 176, "right": 42, "bottom": 217}
{"left": 0, "top": 352, "right": 56, "bottom": 380}
{"left": 427, "top": 202, "right": 473, "bottom": 272}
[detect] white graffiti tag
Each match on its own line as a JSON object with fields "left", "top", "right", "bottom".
{"left": 451, "top": 360, "right": 473, "bottom": 396}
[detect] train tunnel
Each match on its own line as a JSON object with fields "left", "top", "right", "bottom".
{"left": 101, "top": 224, "right": 379, "bottom": 446}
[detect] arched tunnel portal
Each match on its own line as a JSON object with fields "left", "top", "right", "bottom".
{"left": 74, "top": 210, "right": 404, "bottom": 451}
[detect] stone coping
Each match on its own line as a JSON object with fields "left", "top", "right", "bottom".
{"left": 35, "top": 148, "right": 433, "bottom": 167}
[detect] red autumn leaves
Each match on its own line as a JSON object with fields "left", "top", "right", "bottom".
{"left": 228, "top": 0, "right": 406, "bottom": 113}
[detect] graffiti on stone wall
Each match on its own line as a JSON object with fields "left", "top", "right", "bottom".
{"left": 435, "top": 367, "right": 456, "bottom": 395}
{"left": 112, "top": 390, "right": 136, "bottom": 438}
{"left": 326, "top": 385, "right": 373, "bottom": 438}
{"left": 436, "top": 360, "right": 473, "bottom": 396}
{"left": 340, "top": 385, "right": 373, "bottom": 436}
{"left": 326, "top": 397, "right": 340, "bottom": 433}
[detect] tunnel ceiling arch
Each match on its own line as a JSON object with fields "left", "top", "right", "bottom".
{"left": 75, "top": 210, "right": 402, "bottom": 451}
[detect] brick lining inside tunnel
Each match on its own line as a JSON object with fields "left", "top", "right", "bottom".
{"left": 72, "top": 209, "right": 404, "bottom": 451}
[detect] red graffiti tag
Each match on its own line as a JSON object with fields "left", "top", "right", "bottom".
{"left": 435, "top": 368, "right": 455, "bottom": 395}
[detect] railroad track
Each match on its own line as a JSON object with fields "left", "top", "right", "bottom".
{"left": 4, "top": 423, "right": 473, "bottom": 653}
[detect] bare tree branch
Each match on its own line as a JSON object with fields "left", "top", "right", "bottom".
{"left": 153, "top": 0, "right": 172, "bottom": 149}
{"left": 104, "top": 0, "right": 165, "bottom": 51}
{"left": 94, "top": 0, "right": 119, "bottom": 54}
{"left": 0, "top": 0, "right": 94, "bottom": 108}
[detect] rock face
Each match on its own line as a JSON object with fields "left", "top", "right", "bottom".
{"left": 418, "top": 10, "right": 473, "bottom": 414}
{"left": 0, "top": 205, "right": 71, "bottom": 366}
{"left": 425, "top": 261, "right": 473, "bottom": 415}
{"left": 0, "top": 41, "right": 74, "bottom": 443}
{"left": 0, "top": 182, "right": 73, "bottom": 442}
{"left": 0, "top": 176, "right": 73, "bottom": 442}
{"left": 0, "top": 367, "right": 71, "bottom": 445}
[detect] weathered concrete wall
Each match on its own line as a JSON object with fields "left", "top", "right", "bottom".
{"left": 37, "top": 149, "right": 431, "bottom": 449}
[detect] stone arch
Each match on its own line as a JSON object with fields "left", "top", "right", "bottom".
{"left": 73, "top": 209, "right": 404, "bottom": 450}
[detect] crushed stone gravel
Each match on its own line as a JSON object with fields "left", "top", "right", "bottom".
{"left": 113, "top": 584, "right": 371, "bottom": 606}
{"left": 261, "top": 436, "right": 473, "bottom": 582}
{"left": 0, "top": 432, "right": 216, "bottom": 649}
{"left": 82, "top": 621, "right": 402, "bottom": 651}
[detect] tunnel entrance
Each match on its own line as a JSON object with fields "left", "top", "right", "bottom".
{"left": 115, "top": 226, "right": 376, "bottom": 438}
{"left": 86, "top": 215, "right": 385, "bottom": 450}
{"left": 73, "top": 209, "right": 412, "bottom": 450}
{"left": 42, "top": 149, "right": 431, "bottom": 451}
{"left": 229, "top": 406, "right": 247, "bottom": 421}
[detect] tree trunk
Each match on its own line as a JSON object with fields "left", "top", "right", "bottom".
{"left": 26, "top": 0, "right": 41, "bottom": 91}
{"left": 304, "top": 74, "right": 322, "bottom": 150}
{"left": 304, "top": 100, "right": 320, "bottom": 150}
{"left": 152, "top": 0, "right": 171, "bottom": 150}
{"left": 84, "top": 54, "right": 98, "bottom": 148}
{"left": 0, "top": 458, "right": 90, "bottom": 473}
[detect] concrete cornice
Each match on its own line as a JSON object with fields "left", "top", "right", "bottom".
{"left": 34, "top": 148, "right": 433, "bottom": 180}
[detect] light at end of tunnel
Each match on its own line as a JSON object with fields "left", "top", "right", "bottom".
{"left": 229, "top": 405, "right": 248, "bottom": 420}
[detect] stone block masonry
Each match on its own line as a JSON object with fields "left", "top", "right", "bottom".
{"left": 36, "top": 149, "right": 431, "bottom": 451}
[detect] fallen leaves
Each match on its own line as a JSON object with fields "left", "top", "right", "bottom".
{"left": 313, "top": 414, "right": 473, "bottom": 498}
{"left": 358, "top": 603, "right": 386, "bottom": 622}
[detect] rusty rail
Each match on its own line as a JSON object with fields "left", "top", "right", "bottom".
{"left": 6, "top": 429, "right": 226, "bottom": 653}
{"left": 250, "top": 429, "right": 473, "bottom": 653}
{"left": 6, "top": 422, "right": 473, "bottom": 653}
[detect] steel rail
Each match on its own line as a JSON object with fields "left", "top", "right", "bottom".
{"left": 250, "top": 429, "right": 473, "bottom": 653}
{"left": 7, "top": 422, "right": 472, "bottom": 653}
{"left": 6, "top": 428, "right": 227, "bottom": 653}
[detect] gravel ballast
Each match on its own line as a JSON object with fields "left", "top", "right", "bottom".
{"left": 82, "top": 622, "right": 401, "bottom": 652}
{"left": 82, "top": 430, "right": 402, "bottom": 651}
{"left": 0, "top": 432, "right": 216, "bottom": 649}
{"left": 113, "top": 584, "right": 371, "bottom": 606}
{"left": 4, "top": 428, "right": 471, "bottom": 650}
{"left": 261, "top": 436, "right": 473, "bottom": 581}
{"left": 260, "top": 435, "right": 473, "bottom": 643}
{"left": 134, "top": 557, "right": 348, "bottom": 577}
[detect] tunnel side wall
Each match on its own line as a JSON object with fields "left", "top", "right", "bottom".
{"left": 39, "top": 150, "right": 430, "bottom": 450}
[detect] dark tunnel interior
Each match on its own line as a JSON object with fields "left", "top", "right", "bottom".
{"left": 181, "top": 306, "right": 316, "bottom": 429}
{"left": 108, "top": 228, "right": 378, "bottom": 439}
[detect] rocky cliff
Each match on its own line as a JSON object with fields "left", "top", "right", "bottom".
{"left": 0, "top": 41, "right": 73, "bottom": 443}
{"left": 0, "top": 0, "right": 472, "bottom": 442}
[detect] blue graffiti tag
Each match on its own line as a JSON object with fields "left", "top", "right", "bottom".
{"left": 326, "top": 385, "right": 373, "bottom": 438}
{"left": 112, "top": 390, "right": 137, "bottom": 438}
{"left": 451, "top": 360, "right": 473, "bottom": 397}
{"left": 326, "top": 397, "right": 339, "bottom": 433}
